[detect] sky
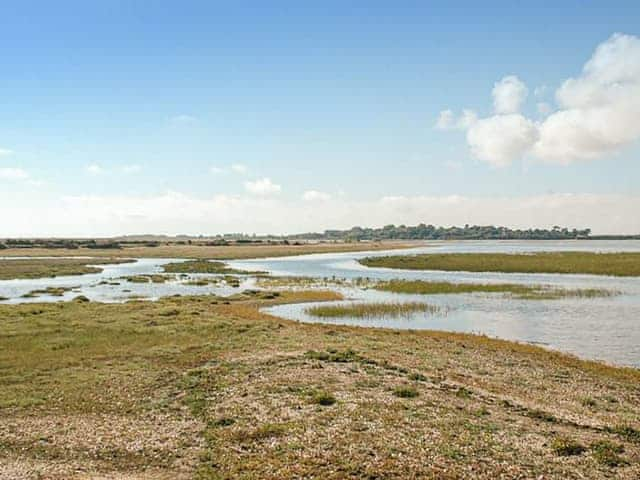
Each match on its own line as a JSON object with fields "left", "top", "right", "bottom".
{"left": 1, "top": 1, "right": 640, "bottom": 236}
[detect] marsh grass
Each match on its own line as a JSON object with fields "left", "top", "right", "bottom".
{"left": 163, "top": 260, "right": 263, "bottom": 275}
{"left": 305, "top": 301, "right": 439, "bottom": 319}
{"left": 373, "top": 280, "right": 614, "bottom": 300}
{"left": 21, "top": 286, "right": 75, "bottom": 298}
{"left": 361, "top": 252, "right": 640, "bottom": 276}
{"left": 0, "top": 258, "right": 134, "bottom": 280}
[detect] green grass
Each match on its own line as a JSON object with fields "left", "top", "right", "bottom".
{"left": 361, "top": 251, "right": 640, "bottom": 276}
{"left": 162, "top": 259, "right": 263, "bottom": 275}
{"left": 305, "top": 301, "right": 439, "bottom": 318}
{"left": 393, "top": 386, "right": 419, "bottom": 398}
{"left": 373, "top": 279, "right": 614, "bottom": 299}
{"left": 2, "top": 289, "right": 640, "bottom": 478}
{"left": 551, "top": 436, "right": 586, "bottom": 456}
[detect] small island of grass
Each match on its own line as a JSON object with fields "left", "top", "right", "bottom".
{"left": 373, "top": 280, "right": 615, "bottom": 300}
{"left": 162, "top": 259, "right": 264, "bottom": 275}
{"left": 305, "top": 301, "right": 439, "bottom": 318}
{"left": 360, "top": 252, "right": 640, "bottom": 277}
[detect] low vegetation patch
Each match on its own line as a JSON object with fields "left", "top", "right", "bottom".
{"left": 361, "top": 251, "right": 640, "bottom": 276}
{"left": 305, "top": 301, "right": 439, "bottom": 319}
{"left": 309, "top": 390, "right": 337, "bottom": 406}
{"left": 373, "top": 279, "right": 614, "bottom": 299}
{"left": 0, "top": 258, "right": 134, "bottom": 280}
{"left": 551, "top": 436, "right": 586, "bottom": 456}
{"left": 393, "top": 385, "right": 419, "bottom": 398}
{"left": 591, "top": 440, "right": 628, "bottom": 467}
{"left": 162, "top": 260, "right": 264, "bottom": 275}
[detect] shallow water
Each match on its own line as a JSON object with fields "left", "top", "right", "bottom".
{"left": 0, "top": 257, "right": 254, "bottom": 303}
{"left": 228, "top": 240, "right": 640, "bottom": 367}
{"left": 2, "top": 240, "right": 640, "bottom": 367}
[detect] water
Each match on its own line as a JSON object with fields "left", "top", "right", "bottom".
{"left": 228, "top": 240, "right": 640, "bottom": 367}
{"left": 0, "top": 257, "right": 254, "bottom": 303}
{"left": 1, "top": 240, "right": 640, "bottom": 367}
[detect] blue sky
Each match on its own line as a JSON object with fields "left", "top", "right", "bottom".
{"left": 1, "top": 1, "right": 639, "bottom": 235}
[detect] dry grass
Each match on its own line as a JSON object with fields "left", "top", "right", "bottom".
{"left": 361, "top": 251, "right": 640, "bottom": 276}
{"left": 0, "top": 241, "right": 412, "bottom": 260}
{"left": 0, "top": 258, "right": 134, "bottom": 280}
{"left": 1, "top": 291, "right": 639, "bottom": 478}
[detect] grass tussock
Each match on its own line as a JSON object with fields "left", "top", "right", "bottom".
{"left": 373, "top": 279, "right": 615, "bottom": 300}
{"left": 305, "top": 301, "right": 439, "bottom": 319}
{"left": 361, "top": 251, "right": 640, "bottom": 276}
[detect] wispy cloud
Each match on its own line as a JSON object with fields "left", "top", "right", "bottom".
{"left": 0, "top": 148, "right": 14, "bottom": 158}
{"left": 231, "top": 163, "right": 248, "bottom": 174}
{"left": 0, "top": 167, "right": 29, "bottom": 180}
{"left": 3, "top": 191, "right": 638, "bottom": 237}
{"left": 302, "top": 190, "right": 331, "bottom": 201}
{"left": 86, "top": 164, "right": 105, "bottom": 175}
{"left": 244, "top": 177, "right": 281, "bottom": 195}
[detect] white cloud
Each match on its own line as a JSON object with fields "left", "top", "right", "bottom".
{"left": 122, "top": 164, "right": 141, "bottom": 174}
{"left": 466, "top": 114, "right": 538, "bottom": 167}
{"left": 1, "top": 190, "right": 638, "bottom": 236}
{"left": 303, "top": 190, "right": 331, "bottom": 201}
{"left": 435, "top": 109, "right": 455, "bottom": 129}
{"left": 231, "top": 163, "right": 248, "bottom": 174}
{"left": 492, "top": 75, "right": 528, "bottom": 114}
{"left": 534, "top": 33, "right": 640, "bottom": 163}
{"left": 435, "top": 109, "right": 477, "bottom": 130}
{"left": 244, "top": 177, "right": 281, "bottom": 195}
{"left": 0, "top": 148, "right": 14, "bottom": 157}
{"left": 86, "top": 164, "right": 104, "bottom": 175}
{"left": 210, "top": 166, "right": 225, "bottom": 174}
{"left": 0, "top": 167, "right": 29, "bottom": 180}
{"left": 437, "top": 33, "right": 640, "bottom": 167}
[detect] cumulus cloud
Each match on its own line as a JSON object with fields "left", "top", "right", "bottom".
{"left": 534, "top": 33, "right": 640, "bottom": 163}
{"left": 231, "top": 163, "right": 248, "bottom": 174}
{"left": 303, "top": 190, "right": 331, "bottom": 201}
{"left": 244, "top": 177, "right": 281, "bottom": 195}
{"left": 437, "top": 33, "right": 640, "bottom": 166}
{"left": 86, "top": 164, "right": 104, "bottom": 175}
{"left": 0, "top": 148, "right": 14, "bottom": 157}
{"left": 492, "top": 75, "right": 528, "bottom": 114}
{"left": 1, "top": 190, "right": 638, "bottom": 236}
{"left": 0, "top": 167, "right": 29, "bottom": 180}
{"left": 467, "top": 114, "right": 538, "bottom": 167}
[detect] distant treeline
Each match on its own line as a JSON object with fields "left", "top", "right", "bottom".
{"left": 4, "top": 226, "right": 640, "bottom": 249}
{"left": 290, "top": 224, "right": 593, "bottom": 241}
